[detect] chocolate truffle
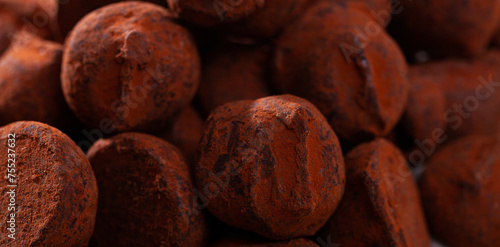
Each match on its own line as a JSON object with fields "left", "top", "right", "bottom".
{"left": 0, "top": 0, "right": 58, "bottom": 54}
{"left": 0, "top": 33, "right": 73, "bottom": 128}
{"left": 195, "top": 95, "right": 345, "bottom": 239}
{"left": 61, "top": 2, "right": 200, "bottom": 133}
{"left": 87, "top": 132, "right": 209, "bottom": 247}
{"left": 420, "top": 135, "right": 500, "bottom": 247}
{"left": 0, "top": 121, "right": 98, "bottom": 246}
{"left": 392, "top": 0, "right": 500, "bottom": 58}
{"left": 158, "top": 106, "right": 204, "bottom": 163}
{"left": 198, "top": 43, "right": 271, "bottom": 114}
{"left": 319, "top": 138, "right": 430, "bottom": 246}
{"left": 273, "top": 1, "right": 408, "bottom": 143}
{"left": 403, "top": 50, "right": 500, "bottom": 142}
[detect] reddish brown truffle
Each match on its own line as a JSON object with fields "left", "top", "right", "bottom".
{"left": 0, "top": 0, "right": 58, "bottom": 54}
{"left": 61, "top": 2, "right": 200, "bottom": 133}
{"left": 0, "top": 33, "right": 74, "bottom": 128}
{"left": 87, "top": 132, "right": 209, "bottom": 246}
{"left": 158, "top": 106, "right": 204, "bottom": 163}
{"left": 199, "top": 43, "right": 271, "bottom": 114}
{"left": 420, "top": 135, "right": 500, "bottom": 247}
{"left": 392, "top": 0, "right": 500, "bottom": 58}
{"left": 402, "top": 50, "right": 500, "bottom": 142}
{"left": 0, "top": 121, "right": 98, "bottom": 246}
{"left": 273, "top": 1, "right": 408, "bottom": 143}
{"left": 319, "top": 138, "right": 430, "bottom": 246}
{"left": 195, "top": 95, "right": 345, "bottom": 239}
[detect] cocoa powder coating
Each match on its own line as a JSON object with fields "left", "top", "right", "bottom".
{"left": 0, "top": 121, "right": 98, "bottom": 246}
{"left": 87, "top": 132, "right": 209, "bottom": 247}
{"left": 0, "top": 34, "right": 73, "bottom": 129}
{"left": 61, "top": 1, "right": 200, "bottom": 133}
{"left": 273, "top": 1, "right": 408, "bottom": 143}
{"left": 195, "top": 95, "right": 345, "bottom": 239}
{"left": 319, "top": 138, "right": 430, "bottom": 246}
{"left": 198, "top": 43, "right": 271, "bottom": 114}
{"left": 420, "top": 135, "right": 500, "bottom": 247}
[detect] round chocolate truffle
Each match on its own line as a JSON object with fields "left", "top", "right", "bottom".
{"left": 0, "top": 121, "right": 98, "bottom": 246}
{"left": 195, "top": 95, "right": 345, "bottom": 239}
{"left": 391, "top": 0, "right": 500, "bottom": 58}
{"left": 0, "top": 33, "right": 73, "bottom": 128}
{"left": 61, "top": 1, "right": 200, "bottom": 133}
{"left": 87, "top": 132, "right": 209, "bottom": 247}
{"left": 420, "top": 135, "right": 500, "bottom": 247}
{"left": 273, "top": 1, "right": 408, "bottom": 143}
{"left": 319, "top": 138, "right": 430, "bottom": 246}
{"left": 198, "top": 43, "right": 271, "bottom": 114}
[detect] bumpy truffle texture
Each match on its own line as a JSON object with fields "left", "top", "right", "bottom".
{"left": 87, "top": 132, "right": 209, "bottom": 247}
{"left": 61, "top": 1, "right": 200, "bottom": 134}
{"left": 319, "top": 138, "right": 430, "bottom": 246}
{"left": 0, "top": 0, "right": 58, "bottom": 54}
{"left": 168, "top": 0, "right": 265, "bottom": 26}
{"left": 195, "top": 95, "right": 345, "bottom": 239}
{"left": 420, "top": 135, "right": 500, "bottom": 247}
{"left": 402, "top": 50, "right": 500, "bottom": 142}
{"left": 391, "top": 0, "right": 500, "bottom": 58}
{"left": 198, "top": 43, "right": 271, "bottom": 114}
{"left": 0, "top": 121, "right": 98, "bottom": 246}
{"left": 273, "top": 1, "right": 408, "bottom": 143}
{"left": 0, "top": 34, "right": 74, "bottom": 128}
{"left": 158, "top": 106, "right": 204, "bottom": 163}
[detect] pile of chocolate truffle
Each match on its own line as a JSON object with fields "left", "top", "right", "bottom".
{"left": 1, "top": 0, "right": 500, "bottom": 246}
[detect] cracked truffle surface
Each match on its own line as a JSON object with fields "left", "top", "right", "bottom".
{"left": 62, "top": 1, "right": 200, "bottom": 133}
{"left": 273, "top": 1, "right": 408, "bottom": 143}
{"left": 195, "top": 95, "right": 345, "bottom": 239}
